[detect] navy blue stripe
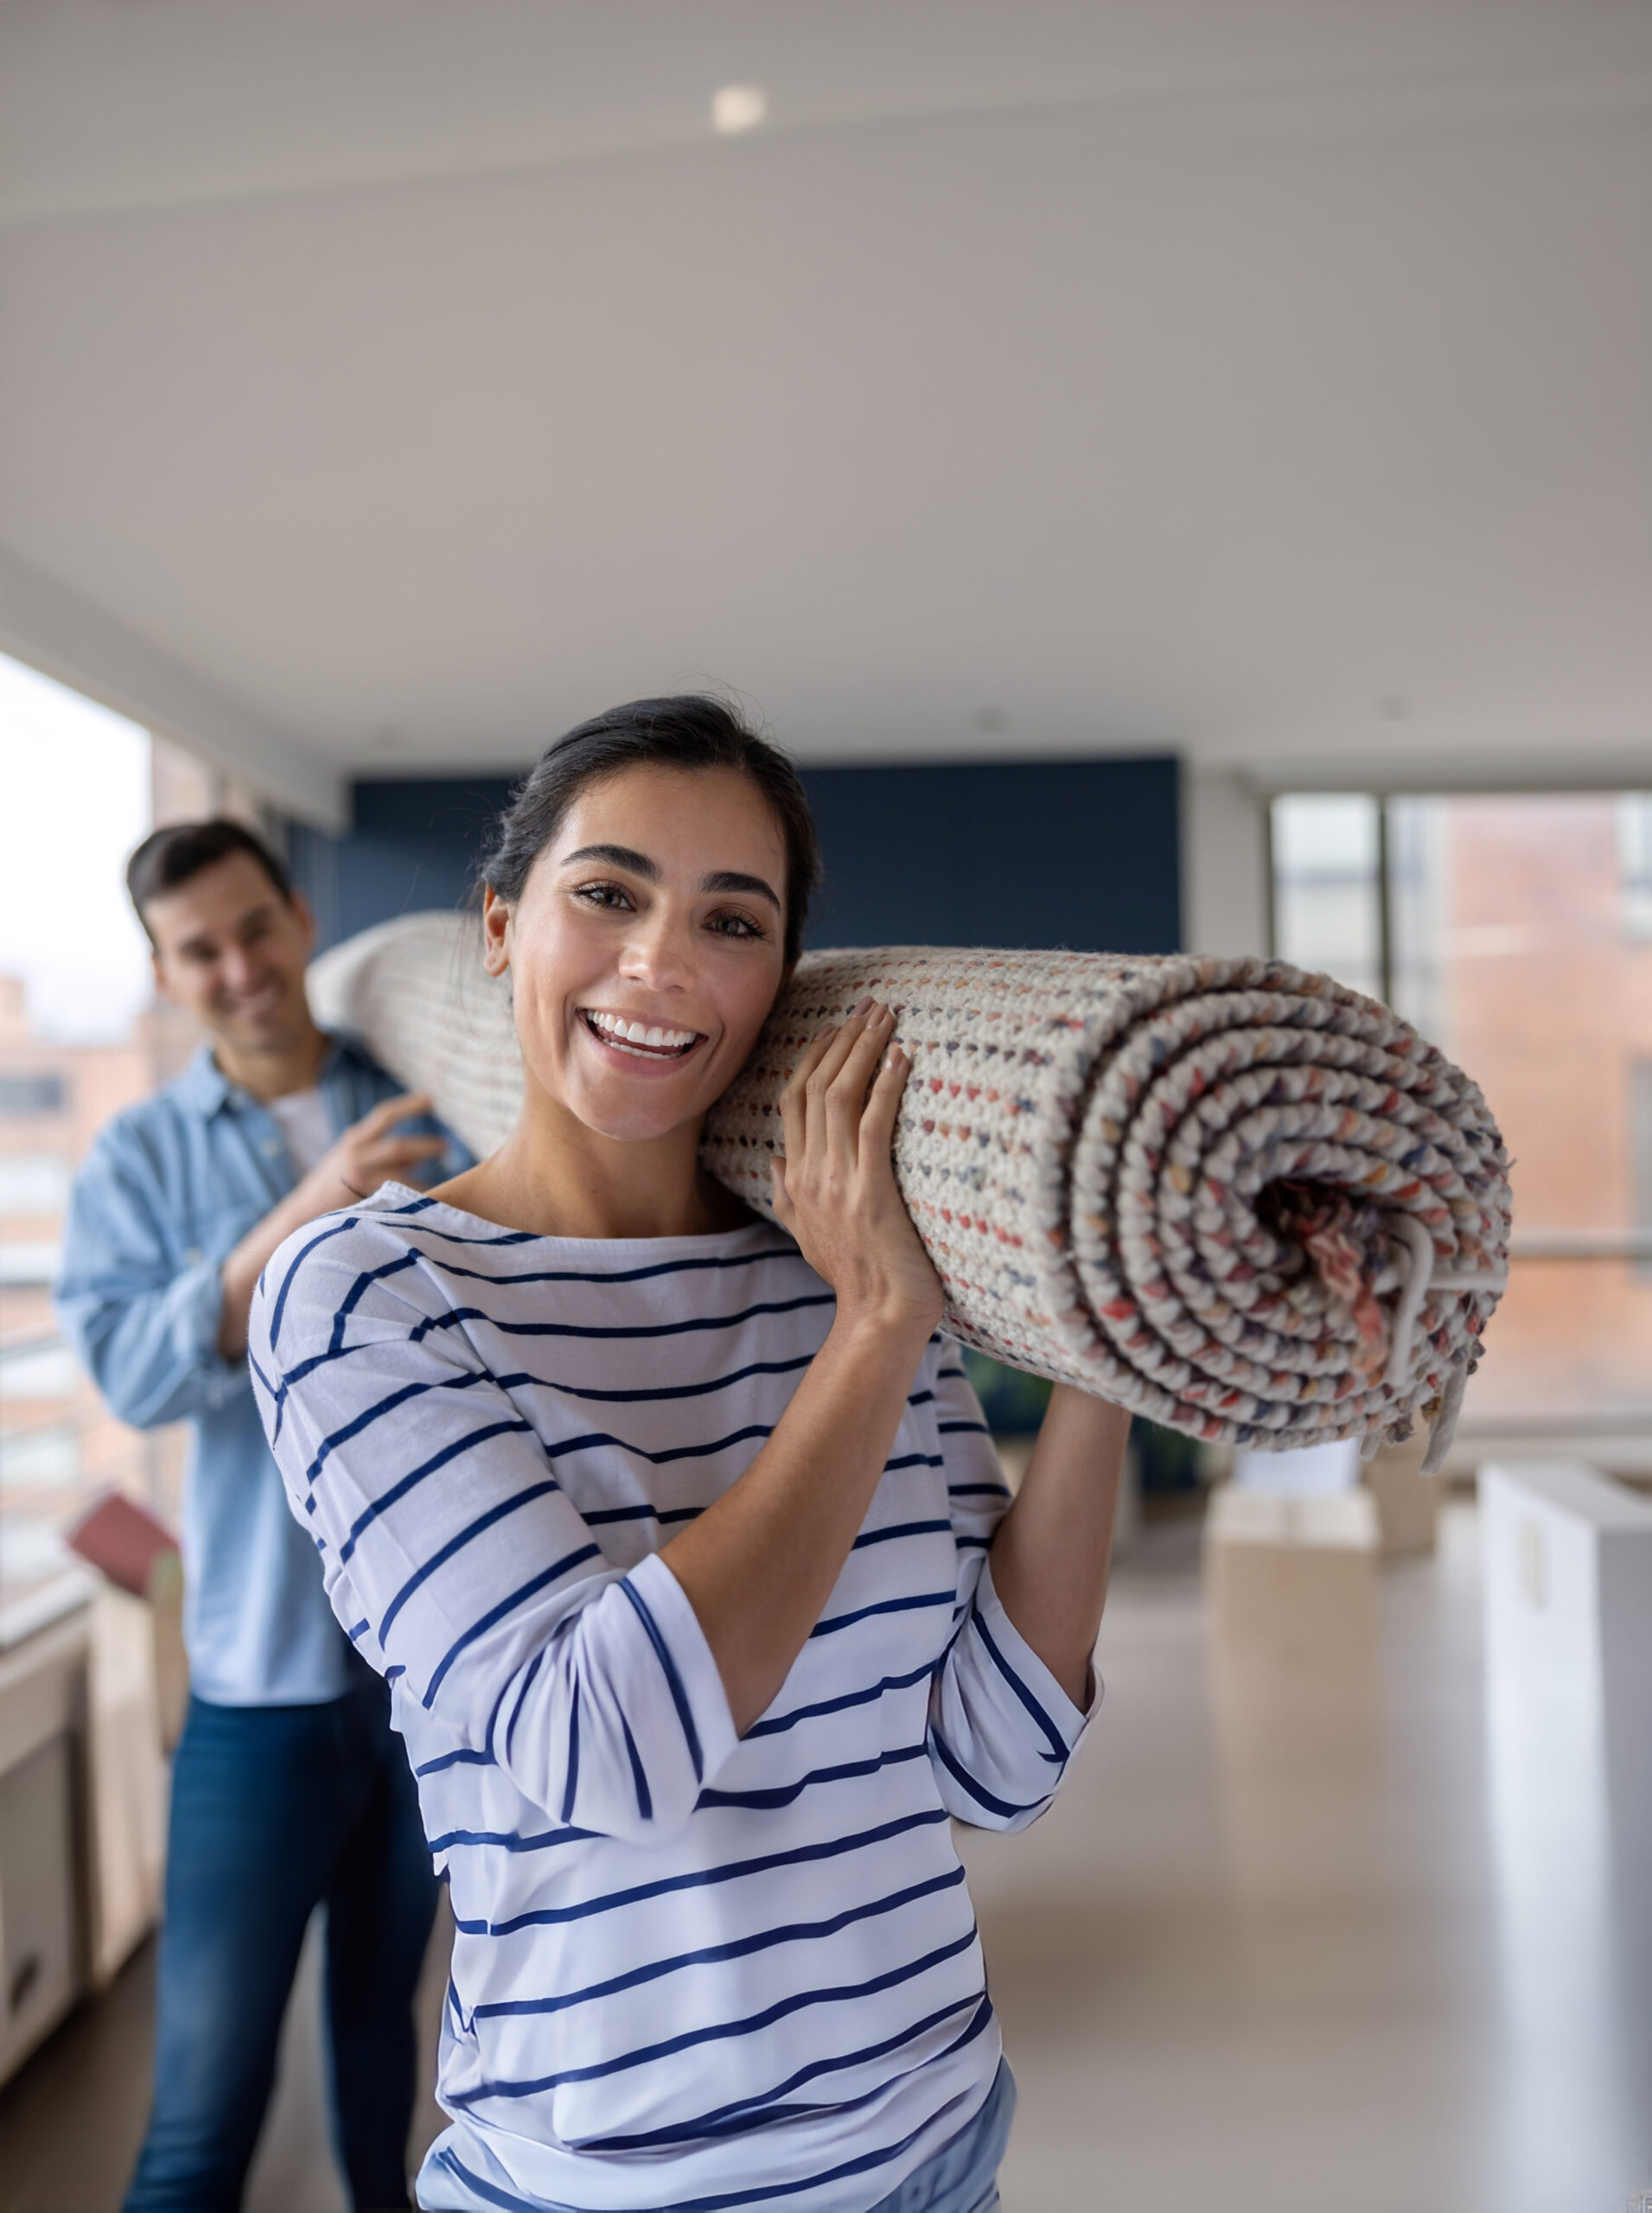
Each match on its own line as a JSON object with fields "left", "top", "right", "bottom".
{"left": 560, "top": 1683, "right": 581, "bottom": 1824}
{"left": 928, "top": 1719, "right": 1048, "bottom": 1820}
{"left": 475, "top": 1866, "right": 966, "bottom": 2021}
{"left": 502, "top": 1643, "right": 547, "bottom": 1767}
{"left": 328, "top": 1247, "right": 420, "bottom": 1354}
{"left": 450, "top": 1361, "right": 930, "bottom": 1411}
{"left": 423, "top": 1543, "right": 602, "bottom": 1706}
{"left": 536, "top": 1419, "right": 775, "bottom": 1474}
{"left": 382, "top": 1201, "right": 532, "bottom": 1242}
{"left": 937, "top": 1418, "right": 992, "bottom": 1436}
{"left": 266, "top": 1212, "right": 356, "bottom": 1354}
{"left": 696, "top": 1741, "right": 926, "bottom": 1812}
{"left": 430, "top": 2149, "right": 536, "bottom": 2212}
{"left": 412, "top": 1744, "right": 494, "bottom": 1776}
{"left": 416, "top": 1290, "right": 835, "bottom": 1346}
{"left": 743, "top": 1661, "right": 936, "bottom": 1739}
{"left": 620, "top": 1712, "right": 653, "bottom": 1821}
{"left": 589, "top": 1993, "right": 993, "bottom": 2154}
{"left": 334, "top": 1419, "right": 535, "bottom": 1562}
{"left": 383, "top": 1235, "right": 801, "bottom": 1285}
{"left": 885, "top": 1451, "right": 944, "bottom": 1475}
{"left": 618, "top": 1576, "right": 705, "bottom": 1782}
{"left": 448, "top": 1807, "right": 948, "bottom": 1930}
{"left": 302, "top": 1368, "right": 494, "bottom": 1485}
{"left": 447, "top": 1926, "right": 980, "bottom": 2102}
{"left": 947, "top": 1482, "right": 1012, "bottom": 1499}
{"left": 809, "top": 1590, "right": 954, "bottom": 1639}
{"left": 972, "top": 1601, "right": 1072, "bottom": 1763}
{"left": 430, "top": 1819, "right": 597, "bottom": 1853}
{"left": 378, "top": 1476, "right": 564, "bottom": 1642}
{"left": 584, "top": 1502, "right": 702, "bottom": 1531}
{"left": 481, "top": 1668, "right": 517, "bottom": 1763}
{"left": 265, "top": 1288, "right": 832, "bottom": 1404}
{"left": 489, "top": 1353, "right": 814, "bottom": 1407}
{"left": 850, "top": 1518, "right": 951, "bottom": 1553}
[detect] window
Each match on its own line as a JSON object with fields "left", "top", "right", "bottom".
{"left": 1618, "top": 796, "right": 1652, "bottom": 940}
{"left": 0, "top": 1155, "right": 73, "bottom": 1215}
{"left": 1272, "top": 792, "right": 1652, "bottom": 1437}
{"left": 1270, "top": 794, "right": 1382, "bottom": 1003}
{"left": 0, "top": 655, "right": 196, "bottom": 1565}
{"left": 0, "top": 1073, "right": 67, "bottom": 1116}
{"left": 0, "top": 1342, "right": 78, "bottom": 1399}
{"left": 0, "top": 1424, "right": 80, "bottom": 1488}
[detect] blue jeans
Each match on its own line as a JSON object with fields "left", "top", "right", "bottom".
{"left": 418, "top": 2061, "right": 1016, "bottom": 2213}
{"left": 124, "top": 1666, "right": 438, "bottom": 2213}
{"left": 864, "top": 2065, "right": 1015, "bottom": 2213}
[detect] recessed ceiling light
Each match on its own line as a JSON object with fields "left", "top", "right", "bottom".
{"left": 712, "top": 84, "right": 768, "bottom": 135}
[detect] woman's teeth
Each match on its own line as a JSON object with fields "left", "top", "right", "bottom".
{"left": 582, "top": 1009, "right": 700, "bottom": 1058}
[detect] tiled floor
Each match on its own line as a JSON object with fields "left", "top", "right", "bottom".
{"left": 966, "top": 1504, "right": 1649, "bottom": 2211}
{"left": 3, "top": 1502, "right": 1645, "bottom": 2211}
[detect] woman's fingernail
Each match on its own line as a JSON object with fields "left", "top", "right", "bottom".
{"left": 852, "top": 996, "right": 875, "bottom": 1017}
{"left": 871, "top": 1002, "right": 892, "bottom": 1024}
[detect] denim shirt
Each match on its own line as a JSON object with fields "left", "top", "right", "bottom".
{"left": 55, "top": 1033, "right": 470, "bottom": 1706}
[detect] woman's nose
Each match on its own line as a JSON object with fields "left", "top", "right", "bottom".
{"left": 617, "top": 917, "right": 695, "bottom": 992}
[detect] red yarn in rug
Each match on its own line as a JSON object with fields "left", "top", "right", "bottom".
{"left": 1266, "top": 1180, "right": 1389, "bottom": 1381}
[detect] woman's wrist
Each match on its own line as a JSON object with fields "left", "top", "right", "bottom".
{"left": 826, "top": 1300, "right": 940, "bottom": 1359}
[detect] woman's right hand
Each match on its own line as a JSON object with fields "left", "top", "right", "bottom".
{"left": 769, "top": 999, "right": 944, "bottom": 1338}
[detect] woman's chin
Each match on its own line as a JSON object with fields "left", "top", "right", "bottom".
{"left": 562, "top": 1075, "right": 719, "bottom": 1148}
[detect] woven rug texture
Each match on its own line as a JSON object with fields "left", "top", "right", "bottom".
{"left": 309, "top": 918, "right": 1511, "bottom": 1465}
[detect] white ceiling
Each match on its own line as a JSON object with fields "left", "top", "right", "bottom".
{"left": 2, "top": 0, "right": 1649, "bottom": 824}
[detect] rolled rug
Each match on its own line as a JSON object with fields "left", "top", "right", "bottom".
{"left": 309, "top": 922, "right": 1510, "bottom": 1469}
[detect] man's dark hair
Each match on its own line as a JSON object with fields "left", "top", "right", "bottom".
{"left": 479, "top": 696, "right": 823, "bottom": 968}
{"left": 126, "top": 818, "right": 294, "bottom": 943}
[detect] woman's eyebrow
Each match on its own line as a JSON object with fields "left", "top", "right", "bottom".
{"left": 701, "top": 869, "right": 781, "bottom": 911}
{"left": 560, "top": 843, "right": 658, "bottom": 877}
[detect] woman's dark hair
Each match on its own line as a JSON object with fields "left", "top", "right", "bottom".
{"left": 479, "top": 696, "right": 822, "bottom": 968}
{"left": 126, "top": 818, "right": 293, "bottom": 942}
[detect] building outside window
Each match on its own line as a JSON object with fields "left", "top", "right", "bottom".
{"left": 1272, "top": 791, "right": 1652, "bottom": 1447}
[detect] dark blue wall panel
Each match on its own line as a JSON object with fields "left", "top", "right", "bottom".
{"left": 799, "top": 758, "right": 1179, "bottom": 953}
{"left": 290, "top": 778, "right": 514, "bottom": 951}
{"left": 291, "top": 756, "right": 1181, "bottom": 957}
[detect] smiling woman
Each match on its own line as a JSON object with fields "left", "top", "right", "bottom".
{"left": 248, "top": 694, "right": 1132, "bottom": 2213}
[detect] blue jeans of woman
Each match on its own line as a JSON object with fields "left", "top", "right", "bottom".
{"left": 124, "top": 1665, "right": 438, "bottom": 2213}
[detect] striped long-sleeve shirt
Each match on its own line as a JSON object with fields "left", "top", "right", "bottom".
{"left": 248, "top": 1185, "right": 1094, "bottom": 2213}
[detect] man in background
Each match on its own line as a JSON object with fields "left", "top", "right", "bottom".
{"left": 57, "top": 820, "right": 469, "bottom": 2213}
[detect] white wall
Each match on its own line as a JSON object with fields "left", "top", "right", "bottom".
{"left": 1182, "top": 768, "right": 1270, "bottom": 960}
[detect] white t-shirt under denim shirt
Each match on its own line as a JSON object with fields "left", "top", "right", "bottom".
{"left": 248, "top": 1184, "right": 1095, "bottom": 2213}
{"left": 267, "top": 1083, "right": 335, "bottom": 1179}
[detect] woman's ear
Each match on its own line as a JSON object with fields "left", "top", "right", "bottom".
{"left": 481, "top": 884, "right": 512, "bottom": 977}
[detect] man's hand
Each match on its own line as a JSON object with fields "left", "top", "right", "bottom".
{"left": 217, "top": 1093, "right": 447, "bottom": 1359}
